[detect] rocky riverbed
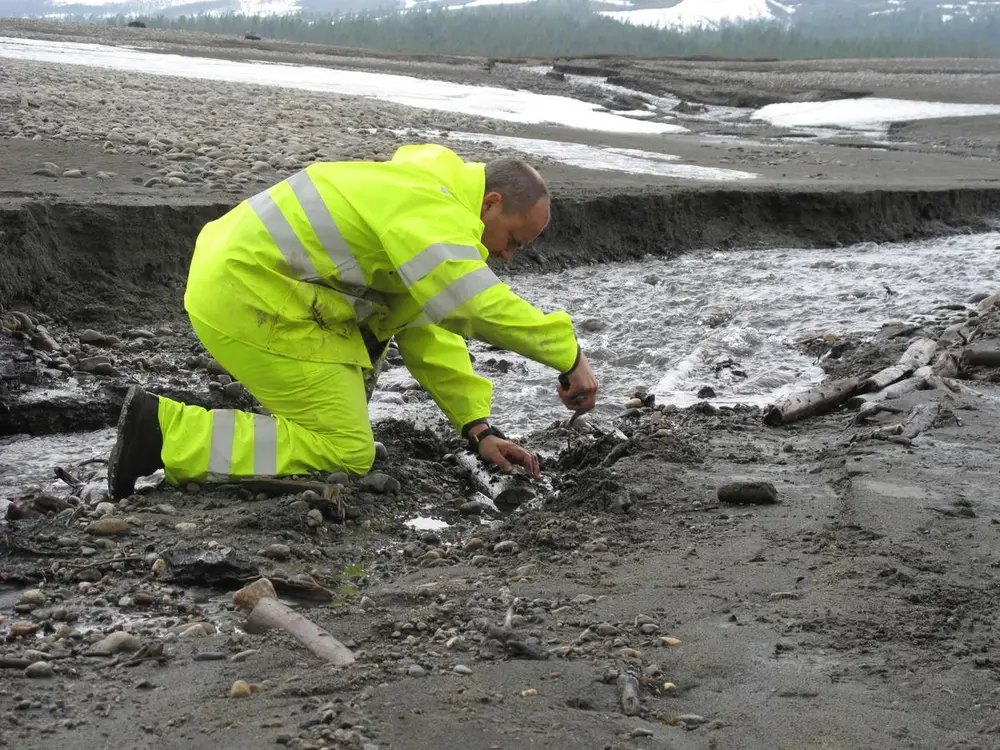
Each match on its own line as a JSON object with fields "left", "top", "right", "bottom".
{"left": 4, "top": 18, "right": 1000, "bottom": 750}
{"left": 3, "top": 286, "right": 1000, "bottom": 750}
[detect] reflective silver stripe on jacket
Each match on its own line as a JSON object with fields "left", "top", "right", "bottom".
{"left": 247, "top": 171, "right": 372, "bottom": 318}
{"left": 423, "top": 266, "right": 502, "bottom": 323}
{"left": 286, "top": 170, "right": 366, "bottom": 288}
{"left": 247, "top": 191, "right": 321, "bottom": 281}
{"left": 397, "top": 243, "right": 484, "bottom": 288}
{"left": 205, "top": 410, "right": 279, "bottom": 481}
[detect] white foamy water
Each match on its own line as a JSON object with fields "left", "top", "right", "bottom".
{"left": 369, "top": 232, "right": 1000, "bottom": 434}
{"left": 0, "top": 36, "right": 682, "bottom": 135}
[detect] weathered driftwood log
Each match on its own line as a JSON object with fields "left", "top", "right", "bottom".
{"left": 939, "top": 321, "right": 976, "bottom": 347}
{"left": 849, "top": 400, "right": 905, "bottom": 427}
{"left": 844, "top": 424, "right": 904, "bottom": 445}
{"left": 763, "top": 376, "right": 861, "bottom": 426}
{"left": 960, "top": 343, "right": 1000, "bottom": 369}
{"left": 860, "top": 364, "right": 910, "bottom": 393}
{"left": 232, "top": 578, "right": 356, "bottom": 667}
{"left": 897, "top": 338, "right": 938, "bottom": 371}
{"left": 931, "top": 351, "right": 961, "bottom": 379}
{"left": 617, "top": 672, "right": 642, "bottom": 716}
{"left": 452, "top": 450, "right": 536, "bottom": 509}
{"left": 977, "top": 291, "right": 1000, "bottom": 313}
{"left": 900, "top": 402, "right": 941, "bottom": 440}
{"left": 860, "top": 338, "right": 938, "bottom": 393}
{"left": 846, "top": 374, "right": 926, "bottom": 409}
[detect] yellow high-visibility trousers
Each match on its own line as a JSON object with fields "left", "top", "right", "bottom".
{"left": 157, "top": 315, "right": 375, "bottom": 485}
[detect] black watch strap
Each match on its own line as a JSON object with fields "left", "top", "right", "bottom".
{"left": 469, "top": 425, "right": 506, "bottom": 453}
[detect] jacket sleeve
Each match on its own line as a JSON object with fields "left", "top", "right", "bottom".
{"left": 378, "top": 209, "right": 580, "bottom": 374}
{"left": 393, "top": 323, "right": 493, "bottom": 433}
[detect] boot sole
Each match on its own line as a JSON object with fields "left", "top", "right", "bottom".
{"left": 107, "top": 385, "right": 142, "bottom": 500}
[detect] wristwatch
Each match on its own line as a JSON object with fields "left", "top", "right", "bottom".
{"left": 468, "top": 425, "right": 506, "bottom": 454}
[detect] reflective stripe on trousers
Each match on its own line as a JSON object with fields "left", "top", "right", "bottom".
{"left": 204, "top": 410, "right": 279, "bottom": 482}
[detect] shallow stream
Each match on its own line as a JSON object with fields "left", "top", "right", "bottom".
{"left": 3, "top": 232, "right": 998, "bottom": 502}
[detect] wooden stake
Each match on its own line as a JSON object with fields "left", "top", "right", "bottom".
{"left": 232, "top": 578, "right": 356, "bottom": 667}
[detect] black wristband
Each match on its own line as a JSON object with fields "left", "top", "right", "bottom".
{"left": 468, "top": 425, "right": 506, "bottom": 454}
{"left": 559, "top": 345, "right": 582, "bottom": 389}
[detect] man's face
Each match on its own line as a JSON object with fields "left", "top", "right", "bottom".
{"left": 480, "top": 191, "right": 550, "bottom": 262}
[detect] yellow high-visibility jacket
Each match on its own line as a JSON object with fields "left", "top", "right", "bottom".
{"left": 184, "top": 143, "right": 580, "bottom": 433}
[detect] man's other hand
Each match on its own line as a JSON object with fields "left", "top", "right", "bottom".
{"left": 558, "top": 350, "right": 598, "bottom": 414}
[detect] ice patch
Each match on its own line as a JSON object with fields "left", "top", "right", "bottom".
{"left": 404, "top": 516, "right": 451, "bottom": 531}
{"left": 421, "top": 130, "right": 758, "bottom": 180}
{"left": 0, "top": 36, "right": 685, "bottom": 135}
{"left": 753, "top": 97, "right": 1000, "bottom": 132}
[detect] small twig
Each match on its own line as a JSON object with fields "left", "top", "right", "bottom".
{"left": 54, "top": 466, "right": 83, "bottom": 490}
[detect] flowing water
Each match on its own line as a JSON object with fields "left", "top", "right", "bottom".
{"left": 3, "top": 232, "right": 999, "bottom": 502}
{"left": 374, "top": 231, "right": 1000, "bottom": 432}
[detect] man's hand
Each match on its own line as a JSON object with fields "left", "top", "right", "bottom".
{"left": 558, "top": 350, "right": 599, "bottom": 415}
{"left": 469, "top": 425, "right": 541, "bottom": 479}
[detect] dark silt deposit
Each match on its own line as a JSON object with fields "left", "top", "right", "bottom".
{"left": 4, "top": 159, "right": 1000, "bottom": 750}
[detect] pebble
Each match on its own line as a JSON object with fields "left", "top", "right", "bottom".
{"left": 359, "top": 472, "right": 401, "bottom": 495}
{"left": 231, "top": 649, "right": 259, "bottom": 662}
{"left": 463, "top": 537, "right": 484, "bottom": 553}
{"left": 19, "top": 589, "right": 46, "bottom": 607}
{"left": 24, "top": 661, "right": 54, "bottom": 679}
{"left": 407, "top": 664, "right": 426, "bottom": 677}
{"left": 265, "top": 543, "right": 291, "bottom": 560}
{"left": 373, "top": 441, "right": 388, "bottom": 460}
{"left": 453, "top": 665, "right": 472, "bottom": 675}
{"left": 89, "top": 631, "right": 142, "bottom": 655}
{"left": 571, "top": 594, "right": 596, "bottom": 605}
{"left": 10, "top": 621, "right": 39, "bottom": 637}
{"left": 717, "top": 481, "right": 778, "bottom": 505}
{"left": 675, "top": 714, "right": 708, "bottom": 726}
{"left": 230, "top": 679, "right": 252, "bottom": 698}
{"left": 193, "top": 652, "right": 227, "bottom": 661}
{"left": 493, "top": 540, "right": 519, "bottom": 554}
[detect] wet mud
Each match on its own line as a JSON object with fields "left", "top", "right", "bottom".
{"left": 3, "top": 252, "right": 1000, "bottom": 750}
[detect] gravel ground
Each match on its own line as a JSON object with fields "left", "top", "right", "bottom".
{"left": 3, "top": 19, "right": 1000, "bottom": 750}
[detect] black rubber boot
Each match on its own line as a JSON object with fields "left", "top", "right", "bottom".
{"left": 107, "top": 385, "right": 164, "bottom": 501}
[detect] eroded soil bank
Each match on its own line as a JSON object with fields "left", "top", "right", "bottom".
{"left": 4, "top": 185, "right": 1000, "bottom": 330}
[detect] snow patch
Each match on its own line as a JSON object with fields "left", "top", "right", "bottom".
{"left": 753, "top": 97, "right": 1000, "bottom": 132}
{"left": 601, "top": 0, "right": 779, "bottom": 29}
